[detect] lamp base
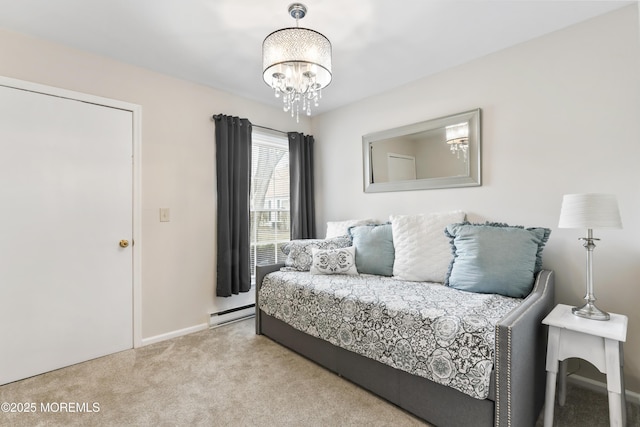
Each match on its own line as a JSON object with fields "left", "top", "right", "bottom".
{"left": 572, "top": 302, "right": 610, "bottom": 321}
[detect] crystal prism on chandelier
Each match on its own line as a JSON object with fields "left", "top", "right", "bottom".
{"left": 262, "top": 3, "right": 332, "bottom": 122}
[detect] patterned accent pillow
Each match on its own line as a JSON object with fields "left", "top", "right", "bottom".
{"left": 390, "top": 210, "right": 466, "bottom": 282}
{"left": 310, "top": 246, "right": 358, "bottom": 275}
{"left": 444, "top": 222, "right": 551, "bottom": 297}
{"left": 281, "top": 236, "right": 352, "bottom": 271}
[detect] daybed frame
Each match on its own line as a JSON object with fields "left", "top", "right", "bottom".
{"left": 255, "top": 264, "right": 555, "bottom": 427}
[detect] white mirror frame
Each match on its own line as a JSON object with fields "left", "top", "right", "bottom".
{"left": 363, "top": 108, "right": 482, "bottom": 193}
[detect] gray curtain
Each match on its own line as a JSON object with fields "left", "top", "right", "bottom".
{"left": 214, "top": 115, "right": 252, "bottom": 297}
{"left": 288, "top": 132, "right": 316, "bottom": 239}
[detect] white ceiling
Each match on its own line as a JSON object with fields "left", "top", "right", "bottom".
{"left": 0, "top": 0, "right": 633, "bottom": 115}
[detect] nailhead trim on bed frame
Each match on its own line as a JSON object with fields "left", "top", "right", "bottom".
{"left": 495, "top": 332, "right": 510, "bottom": 427}
{"left": 494, "top": 301, "right": 513, "bottom": 427}
{"left": 495, "top": 270, "right": 552, "bottom": 427}
{"left": 494, "top": 312, "right": 515, "bottom": 427}
{"left": 507, "top": 328, "right": 513, "bottom": 427}
{"left": 495, "top": 326, "right": 501, "bottom": 426}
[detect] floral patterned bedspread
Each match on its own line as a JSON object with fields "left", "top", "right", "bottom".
{"left": 258, "top": 271, "right": 523, "bottom": 399}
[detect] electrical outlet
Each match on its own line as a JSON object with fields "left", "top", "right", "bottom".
{"left": 160, "top": 208, "right": 170, "bottom": 222}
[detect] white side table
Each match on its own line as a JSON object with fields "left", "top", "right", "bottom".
{"left": 542, "top": 304, "right": 628, "bottom": 427}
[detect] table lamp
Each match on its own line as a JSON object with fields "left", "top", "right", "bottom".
{"left": 558, "top": 193, "right": 622, "bottom": 320}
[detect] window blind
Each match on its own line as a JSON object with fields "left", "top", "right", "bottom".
{"left": 250, "top": 130, "right": 290, "bottom": 279}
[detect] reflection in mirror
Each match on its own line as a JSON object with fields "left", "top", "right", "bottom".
{"left": 445, "top": 122, "right": 469, "bottom": 160}
{"left": 371, "top": 126, "right": 467, "bottom": 183}
{"left": 363, "top": 109, "right": 481, "bottom": 193}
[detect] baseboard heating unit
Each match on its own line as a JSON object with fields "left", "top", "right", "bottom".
{"left": 209, "top": 304, "right": 255, "bottom": 328}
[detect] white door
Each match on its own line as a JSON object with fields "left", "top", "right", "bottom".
{"left": 0, "top": 83, "right": 134, "bottom": 385}
{"left": 387, "top": 153, "right": 417, "bottom": 182}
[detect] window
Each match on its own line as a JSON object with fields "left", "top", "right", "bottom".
{"left": 250, "top": 129, "right": 290, "bottom": 281}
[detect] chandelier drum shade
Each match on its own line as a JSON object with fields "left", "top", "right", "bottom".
{"left": 445, "top": 122, "right": 469, "bottom": 160}
{"left": 262, "top": 3, "right": 332, "bottom": 121}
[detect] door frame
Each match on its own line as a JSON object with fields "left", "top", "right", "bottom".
{"left": 0, "top": 75, "right": 143, "bottom": 348}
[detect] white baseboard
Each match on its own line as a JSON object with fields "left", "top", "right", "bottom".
{"left": 139, "top": 307, "right": 256, "bottom": 346}
{"left": 140, "top": 323, "right": 209, "bottom": 347}
{"left": 568, "top": 374, "right": 640, "bottom": 406}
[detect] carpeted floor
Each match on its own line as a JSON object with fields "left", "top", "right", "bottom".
{"left": 0, "top": 318, "right": 637, "bottom": 426}
{"left": 535, "top": 382, "right": 639, "bottom": 427}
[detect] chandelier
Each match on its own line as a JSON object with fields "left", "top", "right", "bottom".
{"left": 262, "top": 3, "right": 332, "bottom": 122}
{"left": 445, "top": 122, "right": 469, "bottom": 161}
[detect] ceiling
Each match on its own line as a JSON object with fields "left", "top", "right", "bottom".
{"left": 0, "top": 0, "right": 633, "bottom": 115}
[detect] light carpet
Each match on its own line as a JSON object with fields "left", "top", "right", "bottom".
{"left": 1, "top": 318, "right": 637, "bottom": 426}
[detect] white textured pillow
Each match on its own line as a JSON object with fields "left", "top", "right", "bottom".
{"left": 310, "top": 246, "right": 358, "bottom": 275}
{"left": 390, "top": 211, "right": 465, "bottom": 282}
{"left": 325, "top": 219, "right": 377, "bottom": 238}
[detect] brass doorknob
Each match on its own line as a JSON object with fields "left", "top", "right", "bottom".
{"left": 119, "top": 240, "right": 129, "bottom": 248}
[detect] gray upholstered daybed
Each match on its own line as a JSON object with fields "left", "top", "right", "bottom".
{"left": 255, "top": 265, "right": 554, "bottom": 427}
{"left": 255, "top": 216, "right": 555, "bottom": 426}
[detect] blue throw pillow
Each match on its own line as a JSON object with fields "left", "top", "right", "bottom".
{"left": 444, "top": 222, "right": 551, "bottom": 298}
{"left": 348, "top": 223, "right": 395, "bottom": 276}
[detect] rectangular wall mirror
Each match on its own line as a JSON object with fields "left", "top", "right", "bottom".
{"left": 363, "top": 108, "right": 481, "bottom": 193}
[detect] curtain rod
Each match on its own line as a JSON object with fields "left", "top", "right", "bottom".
{"left": 211, "top": 115, "right": 289, "bottom": 136}
{"left": 252, "top": 124, "right": 288, "bottom": 135}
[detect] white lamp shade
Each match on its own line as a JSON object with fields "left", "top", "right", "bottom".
{"left": 558, "top": 193, "right": 622, "bottom": 229}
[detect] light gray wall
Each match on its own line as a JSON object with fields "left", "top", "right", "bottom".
{"left": 312, "top": 5, "right": 640, "bottom": 392}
